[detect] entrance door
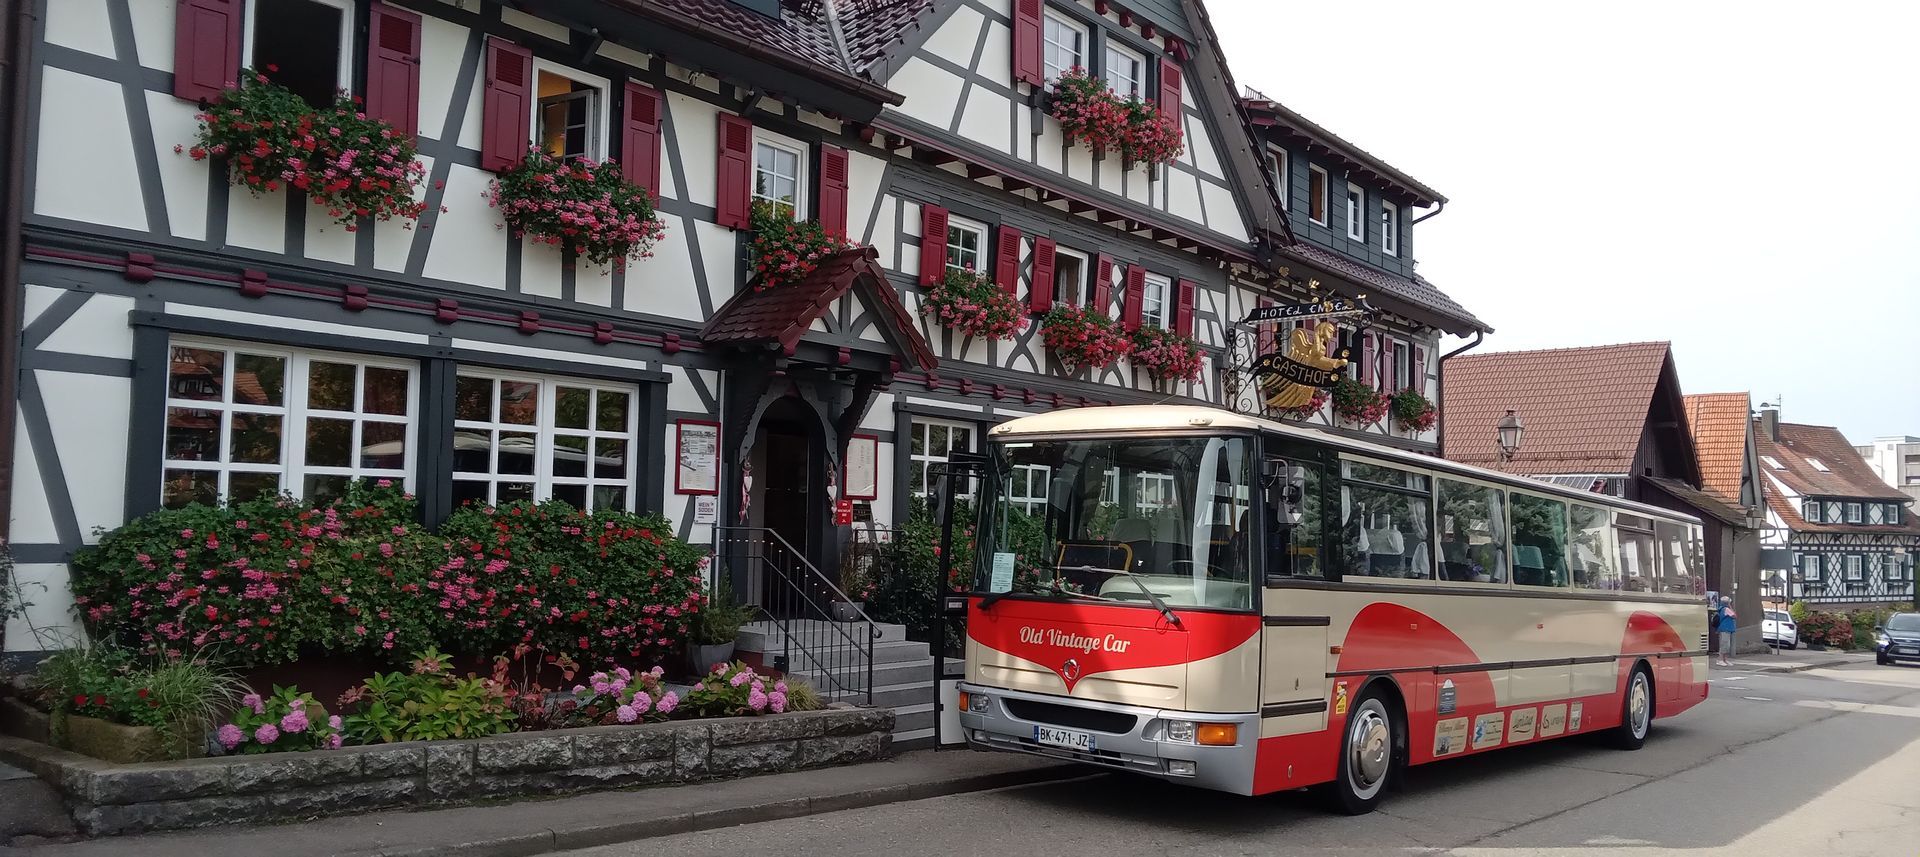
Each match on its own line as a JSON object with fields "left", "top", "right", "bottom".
{"left": 752, "top": 397, "right": 821, "bottom": 618}
{"left": 761, "top": 428, "right": 809, "bottom": 558}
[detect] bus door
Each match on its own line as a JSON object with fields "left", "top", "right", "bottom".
{"left": 1259, "top": 451, "right": 1329, "bottom": 732}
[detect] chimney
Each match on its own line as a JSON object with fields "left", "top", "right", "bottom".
{"left": 1760, "top": 407, "right": 1780, "bottom": 442}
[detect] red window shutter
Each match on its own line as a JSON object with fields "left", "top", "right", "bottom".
{"left": 993, "top": 225, "right": 1022, "bottom": 297}
{"left": 1011, "top": 0, "right": 1043, "bottom": 86}
{"left": 1382, "top": 339, "right": 1397, "bottom": 392}
{"left": 1173, "top": 279, "right": 1197, "bottom": 337}
{"left": 480, "top": 37, "right": 534, "bottom": 172}
{"left": 714, "top": 113, "right": 754, "bottom": 229}
{"left": 1413, "top": 345, "right": 1426, "bottom": 392}
{"left": 1029, "top": 237, "right": 1056, "bottom": 315}
{"left": 1091, "top": 254, "right": 1113, "bottom": 313}
{"left": 817, "top": 145, "right": 850, "bottom": 237}
{"left": 621, "top": 81, "right": 663, "bottom": 195}
{"left": 173, "top": 0, "right": 241, "bottom": 103}
{"left": 1157, "top": 58, "right": 1183, "bottom": 116}
{"left": 1361, "top": 333, "right": 1377, "bottom": 388}
{"left": 1121, "top": 265, "right": 1146, "bottom": 331}
{"left": 919, "top": 205, "right": 950, "bottom": 285}
{"left": 1257, "top": 298, "right": 1276, "bottom": 352}
{"left": 365, "top": 4, "right": 422, "bottom": 136}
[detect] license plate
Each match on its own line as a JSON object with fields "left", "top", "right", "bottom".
{"left": 1898, "top": 646, "right": 1915, "bottom": 655}
{"left": 1034, "top": 725, "right": 1095, "bottom": 752}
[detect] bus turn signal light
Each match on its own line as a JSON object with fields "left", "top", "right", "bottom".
{"left": 1196, "top": 723, "right": 1237, "bottom": 746}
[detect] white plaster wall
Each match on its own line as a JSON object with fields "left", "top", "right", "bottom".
{"left": 418, "top": 15, "right": 471, "bottom": 141}
{"left": 45, "top": 0, "right": 116, "bottom": 58}
{"left": 7, "top": 407, "right": 59, "bottom": 546}
{"left": 577, "top": 264, "right": 615, "bottom": 308}
{"left": 1166, "top": 170, "right": 1203, "bottom": 227}
{"left": 1201, "top": 180, "right": 1248, "bottom": 240}
{"left": 224, "top": 182, "right": 287, "bottom": 253}
{"left": 423, "top": 164, "right": 508, "bottom": 289}
{"left": 127, "top": 0, "right": 173, "bottom": 71}
{"left": 305, "top": 213, "right": 358, "bottom": 266}
{"left": 4, "top": 563, "right": 85, "bottom": 653}
{"left": 38, "top": 293, "right": 136, "bottom": 359}
{"left": 521, "top": 236, "right": 566, "bottom": 300}
{"left": 34, "top": 67, "right": 147, "bottom": 231}
{"left": 846, "top": 150, "right": 887, "bottom": 243}
{"left": 888, "top": 58, "right": 967, "bottom": 129}
{"left": 693, "top": 220, "right": 741, "bottom": 306}
{"left": 19, "top": 285, "right": 63, "bottom": 331}
{"left": 499, "top": 7, "right": 570, "bottom": 43}
{"left": 146, "top": 93, "right": 209, "bottom": 241}
{"left": 666, "top": 94, "right": 718, "bottom": 208}
{"left": 164, "top": 303, "right": 432, "bottom": 344}
{"left": 448, "top": 337, "right": 653, "bottom": 372}
{"left": 373, "top": 154, "right": 432, "bottom": 272}
{"left": 42, "top": 370, "right": 131, "bottom": 540}
{"left": 959, "top": 95, "right": 1012, "bottom": 158}
{"left": 625, "top": 214, "right": 705, "bottom": 319}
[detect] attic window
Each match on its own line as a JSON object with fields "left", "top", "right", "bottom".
{"left": 1806, "top": 457, "right": 1830, "bottom": 472}
{"left": 1761, "top": 455, "right": 1784, "bottom": 470}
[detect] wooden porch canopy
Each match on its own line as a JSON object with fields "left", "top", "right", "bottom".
{"left": 699, "top": 246, "right": 937, "bottom": 373}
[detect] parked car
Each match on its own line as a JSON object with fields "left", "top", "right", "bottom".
{"left": 1761, "top": 610, "right": 1798, "bottom": 649}
{"left": 1877, "top": 613, "right": 1920, "bottom": 666}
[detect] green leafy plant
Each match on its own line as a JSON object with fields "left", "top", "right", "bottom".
{"left": 1788, "top": 600, "right": 1808, "bottom": 625}
{"left": 217, "top": 684, "right": 341, "bottom": 754}
{"left": 36, "top": 646, "right": 244, "bottom": 759}
{"left": 748, "top": 199, "right": 854, "bottom": 291}
{"left": 185, "top": 69, "right": 428, "bottom": 229}
{"left": 488, "top": 146, "right": 667, "bottom": 271}
{"left": 681, "top": 662, "right": 821, "bottom": 718}
{"left": 1389, "top": 389, "right": 1437, "bottom": 432}
{"left": 1331, "top": 377, "right": 1389, "bottom": 426}
{"left": 337, "top": 648, "right": 512, "bottom": 744}
{"left": 690, "top": 575, "right": 755, "bottom": 646}
{"left": 920, "top": 267, "right": 1028, "bottom": 341}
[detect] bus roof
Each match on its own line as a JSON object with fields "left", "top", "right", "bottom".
{"left": 988, "top": 404, "right": 1703, "bottom": 526}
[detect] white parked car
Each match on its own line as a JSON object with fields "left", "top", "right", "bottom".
{"left": 1762, "top": 610, "right": 1798, "bottom": 649}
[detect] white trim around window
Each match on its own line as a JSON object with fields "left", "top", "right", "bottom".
{"left": 1381, "top": 200, "right": 1399, "bottom": 255}
{"left": 1845, "top": 554, "right": 1863, "bottom": 581}
{"left": 1053, "top": 245, "right": 1090, "bottom": 304}
{"left": 1803, "top": 499, "right": 1821, "bottom": 523}
{"left": 909, "top": 419, "right": 976, "bottom": 498}
{"left": 1845, "top": 502, "right": 1862, "bottom": 523}
{"left": 1141, "top": 272, "right": 1171, "bottom": 329}
{"left": 530, "top": 60, "right": 612, "bottom": 161}
{"left": 1041, "top": 10, "right": 1087, "bottom": 82}
{"left": 162, "top": 339, "right": 418, "bottom": 508}
{"left": 1104, "top": 40, "right": 1146, "bottom": 99}
{"left": 945, "top": 214, "right": 988, "bottom": 275}
{"left": 1802, "top": 553, "right": 1821, "bottom": 581}
{"left": 752, "top": 128, "right": 811, "bottom": 221}
{"left": 243, "top": 0, "right": 354, "bottom": 104}
{"left": 1345, "top": 182, "right": 1365, "bottom": 241}
{"left": 452, "top": 370, "right": 640, "bottom": 512}
{"left": 1269, "top": 147, "right": 1288, "bottom": 207}
{"left": 1308, "top": 165, "right": 1330, "bottom": 226}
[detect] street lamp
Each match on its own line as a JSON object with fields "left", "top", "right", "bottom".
{"left": 1496, "top": 409, "right": 1524, "bottom": 465}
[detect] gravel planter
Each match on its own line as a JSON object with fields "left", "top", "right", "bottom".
{"left": 0, "top": 705, "right": 892, "bottom": 836}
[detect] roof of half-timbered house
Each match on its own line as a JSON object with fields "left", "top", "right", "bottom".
{"left": 1754, "top": 421, "right": 1917, "bottom": 535}
{"left": 1280, "top": 243, "right": 1488, "bottom": 335}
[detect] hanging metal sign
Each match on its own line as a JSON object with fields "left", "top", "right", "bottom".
{"left": 1239, "top": 296, "right": 1369, "bottom": 326}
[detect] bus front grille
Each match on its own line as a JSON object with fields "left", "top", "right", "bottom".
{"left": 1002, "top": 698, "right": 1139, "bottom": 734}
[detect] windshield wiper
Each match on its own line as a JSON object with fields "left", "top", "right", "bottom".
{"left": 1104, "top": 567, "right": 1185, "bottom": 629}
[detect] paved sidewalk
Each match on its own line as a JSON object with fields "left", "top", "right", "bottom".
{"left": 2, "top": 749, "right": 1078, "bottom": 857}
{"left": 1714, "top": 646, "right": 1870, "bottom": 673}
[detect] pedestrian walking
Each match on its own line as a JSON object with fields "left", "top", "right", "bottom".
{"left": 1716, "top": 596, "right": 1738, "bottom": 666}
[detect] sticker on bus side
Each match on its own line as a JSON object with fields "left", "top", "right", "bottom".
{"left": 1433, "top": 717, "right": 1468, "bottom": 757}
{"left": 1333, "top": 681, "right": 1349, "bottom": 716}
{"left": 1507, "top": 707, "right": 1537, "bottom": 743}
{"left": 1437, "top": 679, "right": 1457, "bottom": 715}
{"left": 1539, "top": 704, "right": 1568, "bottom": 737}
{"left": 1569, "top": 702, "right": 1584, "bottom": 732}
{"left": 1471, "top": 713, "right": 1505, "bottom": 750}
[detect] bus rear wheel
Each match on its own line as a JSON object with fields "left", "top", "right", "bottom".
{"left": 1608, "top": 665, "right": 1653, "bottom": 750}
{"left": 1325, "top": 694, "right": 1395, "bottom": 814}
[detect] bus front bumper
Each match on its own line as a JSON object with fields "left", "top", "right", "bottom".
{"left": 956, "top": 683, "right": 1258, "bottom": 795}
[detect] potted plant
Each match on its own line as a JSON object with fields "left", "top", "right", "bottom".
{"left": 920, "top": 266, "right": 1028, "bottom": 341}
{"left": 1040, "top": 304, "right": 1132, "bottom": 373}
{"left": 832, "top": 541, "right": 880, "bottom": 622}
{"left": 1128, "top": 325, "right": 1205, "bottom": 383}
{"left": 487, "top": 146, "right": 667, "bottom": 272}
{"left": 1389, "top": 389, "right": 1437, "bottom": 433}
{"left": 1047, "top": 67, "right": 1128, "bottom": 157}
{"left": 688, "top": 576, "right": 755, "bottom": 674}
{"left": 1118, "top": 97, "right": 1185, "bottom": 168}
{"left": 748, "top": 200, "right": 854, "bottom": 291}
{"left": 1331, "top": 376, "right": 1389, "bottom": 427}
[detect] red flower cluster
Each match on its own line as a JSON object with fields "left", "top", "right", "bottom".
{"left": 1120, "top": 98, "right": 1186, "bottom": 166}
{"left": 489, "top": 147, "right": 667, "bottom": 272}
{"left": 1331, "top": 377, "right": 1390, "bottom": 427}
{"left": 185, "top": 71, "right": 427, "bottom": 230}
{"left": 1128, "top": 325, "right": 1205, "bottom": 382}
{"left": 748, "top": 200, "right": 854, "bottom": 291}
{"left": 1389, "top": 389, "right": 1437, "bottom": 433}
{"left": 1275, "top": 388, "right": 1329, "bottom": 421}
{"left": 1047, "top": 69, "right": 1184, "bottom": 167}
{"left": 1041, "top": 305, "right": 1132, "bottom": 372}
{"left": 920, "top": 267, "right": 1028, "bottom": 341}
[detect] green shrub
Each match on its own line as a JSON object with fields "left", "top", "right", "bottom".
{"left": 218, "top": 684, "right": 340, "bottom": 753}
{"left": 337, "top": 648, "right": 512, "bottom": 744}
{"left": 36, "top": 646, "right": 244, "bottom": 758}
{"left": 1788, "top": 601, "right": 1808, "bottom": 625}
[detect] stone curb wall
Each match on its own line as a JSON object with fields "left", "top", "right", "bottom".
{"left": 0, "top": 706, "right": 892, "bottom": 836}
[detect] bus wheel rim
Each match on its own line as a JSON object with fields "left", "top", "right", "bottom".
{"left": 1348, "top": 704, "right": 1390, "bottom": 796}
{"left": 1629, "top": 674, "right": 1650, "bottom": 738}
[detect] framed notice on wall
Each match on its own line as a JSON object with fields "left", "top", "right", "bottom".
{"left": 674, "top": 420, "right": 720, "bottom": 495}
{"left": 843, "top": 434, "right": 879, "bottom": 500}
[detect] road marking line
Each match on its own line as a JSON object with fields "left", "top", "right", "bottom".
{"left": 1742, "top": 696, "right": 1773, "bottom": 701}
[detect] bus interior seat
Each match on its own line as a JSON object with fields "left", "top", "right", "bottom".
{"left": 1056, "top": 542, "right": 1132, "bottom": 592}
{"left": 1513, "top": 544, "right": 1546, "bottom": 586}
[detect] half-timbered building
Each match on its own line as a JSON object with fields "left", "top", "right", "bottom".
{"left": 1752, "top": 410, "right": 1919, "bottom": 608}
{"left": 0, "top": 0, "right": 1486, "bottom": 668}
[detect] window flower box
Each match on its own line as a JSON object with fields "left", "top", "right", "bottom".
{"left": 488, "top": 147, "right": 667, "bottom": 272}
{"left": 920, "top": 267, "right": 1028, "bottom": 341}
{"left": 1040, "top": 305, "right": 1132, "bottom": 373}
{"left": 1045, "top": 68, "right": 1184, "bottom": 168}
{"left": 1331, "top": 377, "right": 1389, "bottom": 427}
{"left": 748, "top": 200, "right": 856, "bottom": 291}
{"left": 1129, "top": 326, "right": 1204, "bottom": 383}
{"left": 1389, "top": 389, "right": 1437, "bottom": 433}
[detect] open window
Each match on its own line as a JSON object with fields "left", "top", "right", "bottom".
{"left": 1053, "top": 246, "right": 1089, "bottom": 304}
{"left": 1308, "top": 165, "right": 1329, "bottom": 226}
{"left": 533, "top": 63, "right": 607, "bottom": 161}
{"left": 246, "top": 0, "right": 352, "bottom": 108}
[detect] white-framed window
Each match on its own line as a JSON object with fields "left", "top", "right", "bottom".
{"left": 1141, "top": 273, "right": 1171, "bottom": 329}
{"left": 908, "top": 419, "right": 975, "bottom": 497}
{"left": 1381, "top": 200, "right": 1399, "bottom": 256}
{"left": 1041, "top": 11, "right": 1087, "bottom": 81}
{"left": 1845, "top": 502, "right": 1862, "bottom": 523}
{"left": 1345, "top": 182, "right": 1365, "bottom": 241}
{"left": 1806, "top": 457, "right": 1830, "bottom": 472}
{"left": 1268, "top": 147, "right": 1288, "bottom": 207}
{"left": 1869, "top": 503, "right": 1885, "bottom": 525}
{"left": 1888, "top": 503, "right": 1903, "bottom": 525}
{"left": 1308, "top": 165, "right": 1329, "bottom": 226}
{"left": 1007, "top": 464, "right": 1050, "bottom": 515}
{"left": 533, "top": 61, "right": 611, "bottom": 161}
{"left": 1053, "top": 246, "right": 1089, "bottom": 304}
{"left": 1394, "top": 337, "right": 1412, "bottom": 390}
{"left": 244, "top": 0, "right": 354, "bottom": 109}
{"left": 162, "top": 340, "right": 417, "bottom": 508}
{"left": 1135, "top": 472, "right": 1175, "bottom": 509}
{"left": 1802, "top": 553, "right": 1822, "bottom": 581}
{"left": 945, "top": 215, "right": 988, "bottom": 275}
{"left": 1803, "top": 499, "right": 1821, "bottom": 522}
{"left": 1846, "top": 554, "right": 1863, "bottom": 581}
{"left": 451, "top": 371, "right": 638, "bottom": 511}
{"left": 752, "top": 129, "right": 809, "bottom": 220}
{"left": 1104, "top": 41, "right": 1145, "bottom": 99}
{"left": 1761, "top": 455, "right": 1785, "bottom": 470}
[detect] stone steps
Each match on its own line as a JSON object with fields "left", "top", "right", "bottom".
{"left": 0, "top": 761, "right": 77, "bottom": 845}
{"left": 735, "top": 619, "right": 939, "bottom": 744}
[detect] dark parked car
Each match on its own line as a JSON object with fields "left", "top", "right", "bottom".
{"left": 1876, "top": 613, "right": 1920, "bottom": 666}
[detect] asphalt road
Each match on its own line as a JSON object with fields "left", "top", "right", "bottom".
{"left": 562, "top": 661, "right": 1920, "bottom": 857}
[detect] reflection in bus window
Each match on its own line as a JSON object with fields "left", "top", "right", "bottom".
{"left": 1272, "top": 462, "right": 1323, "bottom": 579}
{"left": 1436, "top": 478, "right": 1506, "bottom": 584}
{"left": 1341, "top": 462, "right": 1432, "bottom": 580}
{"left": 1654, "top": 520, "right": 1702, "bottom": 595}
{"left": 1615, "top": 514, "right": 1657, "bottom": 592}
{"left": 1511, "top": 494, "right": 1570, "bottom": 588}
{"left": 1570, "top": 503, "right": 1617, "bottom": 589}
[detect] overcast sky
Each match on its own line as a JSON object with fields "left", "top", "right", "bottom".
{"left": 1211, "top": 1, "right": 1920, "bottom": 445}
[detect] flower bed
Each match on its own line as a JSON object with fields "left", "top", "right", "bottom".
{"left": 0, "top": 705, "right": 893, "bottom": 835}
{"left": 185, "top": 70, "right": 428, "bottom": 230}
{"left": 1389, "top": 389, "right": 1437, "bottom": 433}
{"left": 1331, "top": 377, "right": 1389, "bottom": 427}
{"left": 920, "top": 268, "right": 1028, "bottom": 340}
{"left": 1128, "top": 326, "right": 1204, "bottom": 382}
{"left": 1040, "top": 305, "right": 1131, "bottom": 373}
{"left": 748, "top": 200, "right": 854, "bottom": 291}
{"left": 488, "top": 147, "right": 667, "bottom": 271}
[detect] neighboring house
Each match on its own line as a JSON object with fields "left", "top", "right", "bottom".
{"left": 1440, "top": 343, "right": 1748, "bottom": 603}
{"left": 1754, "top": 412, "right": 1919, "bottom": 608}
{"left": 0, "top": 0, "right": 1488, "bottom": 657}
{"left": 1856, "top": 436, "right": 1920, "bottom": 506}
{"left": 1238, "top": 89, "right": 1490, "bottom": 450}
{"left": 1683, "top": 392, "right": 1770, "bottom": 651}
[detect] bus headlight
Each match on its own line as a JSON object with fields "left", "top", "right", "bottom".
{"left": 1164, "top": 720, "right": 1196, "bottom": 743}
{"left": 960, "top": 691, "right": 990, "bottom": 713}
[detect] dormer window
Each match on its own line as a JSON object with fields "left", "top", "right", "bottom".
{"left": 1345, "top": 182, "right": 1365, "bottom": 241}
{"left": 1845, "top": 502, "right": 1862, "bottom": 523}
{"left": 1042, "top": 11, "right": 1086, "bottom": 82}
{"left": 1803, "top": 499, "right": 1821, "bottom": 522}
{"left": 1308, "top": 165, "right": 1329, "bottom": 226}
{"left": 1269, "top": 148, "right": 1289, "bottom": 207}
{"left": 1381, "top": 200, "right": 1399, "bottom": 256}
{"left": 1806, "top": 457, "right": 1829, "bottom": 472}
{"left": 1104, "top": 41, "right": 1145, "bottom": 99}
{"left": 1762, "top": 455, "right": 1785, "bottom": 470}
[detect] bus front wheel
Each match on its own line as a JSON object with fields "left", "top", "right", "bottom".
{"left": 1608, "top": 665, "right": 1653, "bottom": 750}
{"left": 1325, "top": 694, "right": 1395, "bottom": 814}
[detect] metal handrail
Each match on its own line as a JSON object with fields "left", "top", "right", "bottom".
{"left": 715, "top": 526, "right": 880, "bottom": 705}
{"left": 726, "top": 526, "right": 884, "bottom": 629}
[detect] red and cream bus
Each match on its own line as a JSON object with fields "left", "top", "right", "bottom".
{"left": 955, "top": 405, "right": 1708, "bottom": 813}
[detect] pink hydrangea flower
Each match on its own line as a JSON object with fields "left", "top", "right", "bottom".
{"left": 631, "top": 691, "right": 652, "bottom": 714}
{"left": 774, "top": 681, "right": 788, "bottom": 695}
{"left": 729, "top": 671, "right": 753, "bottom": 688}
{"left": 768, "top": 691, "right": 787, "bottom": 714}
{"left": 325, "top": 733, "right": 344, "bottom": 750}
{"left": 615, "top": 705, "right": 638, "bottom": 723}
{"left": 216, "top": 723, "right": 245, "bottom": 750}
{"left": 649, "top": 666, "right": 665, "bottom": 679}
{"left": 255, "top": 723, "right": 280, "bottom": 745}
{"left": 328, "top": 715, "right": 343, "bottom": 731}
{"left": 656, "top": 692, "right": 678, "bottom": 715}
{"left": 242, "top": 693, "right": 265, "bottom": 715}
{"left": 280, "top": 709, "right": 309, "bottom": 734}
{"left": 747, "top": 689, "right": 769, "bottom": 712}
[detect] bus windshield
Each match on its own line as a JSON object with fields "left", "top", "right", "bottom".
{"left": 976, "top": 434, "right": 1255, "bottom": 611}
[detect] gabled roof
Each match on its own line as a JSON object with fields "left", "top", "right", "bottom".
{"left": 1441, "top": 342, "right": 1679, "bottom": 475}
{"left": 1756, "top": 422, "right": 1909, "bottom": 503}
{"left": 1240, "top": 91, "right": 1445, "bottom": 208}
{"left": 606, "top": 0, "right": 902, "bottom": 109}
{"left": 835, "top": 0, "right": 942, "bottom": 75}
{"left": 1644, "top": 476, "right": 1750, "bottom": 527}
{"left": 699, "top": 247, "right": 937, "bottom": 371}
{"left": 1278, "top": 243, "right": 1488, "bottom": 336}
{"left": 1683, "top": 392, "right": 1753, "bottom": 506}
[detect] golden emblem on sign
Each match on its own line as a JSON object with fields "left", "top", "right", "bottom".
{"left": 1261, "top": 320, "right": 1349, "bottom": 409}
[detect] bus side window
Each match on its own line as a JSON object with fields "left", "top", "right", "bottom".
{"left": 1265, "top": 461, "right": 1322, "bottom": 579}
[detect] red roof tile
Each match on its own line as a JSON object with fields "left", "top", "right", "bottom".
{"left": 1440, "top": 342, "right": 1672, "bottom": 474}
{"left": 699, "top": 247, "right": 937, "bottom": 372}
{"left": 1683, "top": 392, "right": 1752, "bottom": 505}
